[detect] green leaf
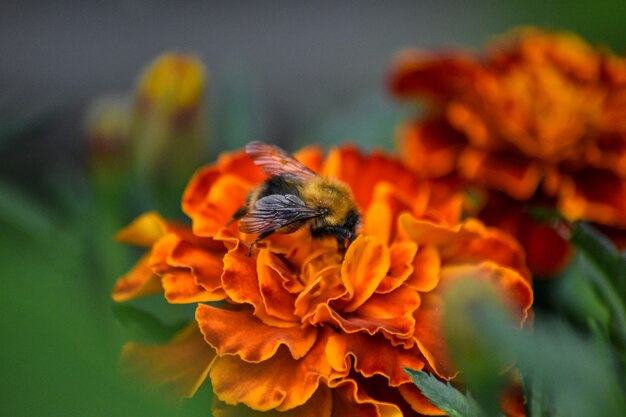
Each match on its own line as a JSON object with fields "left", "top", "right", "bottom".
{"left": 571, "top": 222, "right": 626, "bottom": 352}
{"left": 571, "top": 222, "right": 626, "bottom": 293}
{"left": 112, "top": 304, "right": 189, "bottom": 344}
{"left": 403, "top": 368, "right": 485, "bottom": 417}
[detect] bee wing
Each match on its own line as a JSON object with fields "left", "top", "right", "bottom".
{"left": 239, "top": 194, "right": 323, "bottom": 234}
{"left": 246, "top": 141, "right": 317, "bottom": 180}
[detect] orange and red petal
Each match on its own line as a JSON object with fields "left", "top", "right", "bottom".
{"left": 341, "top": 235, "right": 391, "bottom": 312}
{"left": 398, "top": 383, "right": 446, "bottom": 415}
{"left": 211, "top": 385, "right": 332, "bottom": 417}
{"left": 161, "top": 269, "right": 225, "bottom": 303}
{"left": 558, "top": 168, "right": 626, "bottom": 228}
{"left": 322, "top": 146, "right": 424, "bottom": 210}
{"left": 376, "top": 241, "right": 418, "bottom": 294}
{"left": 112, "top": 253, "right": 162, "bottom": 302}
{"left": 459, "top": 148, "right": 543, "bottom": 201}
{"left": 216, "top": 231, "right": 290, "bottom": 327}
{"left": 398, "top": 119, "right": 466, "bottom": 178}
{"left": 115, "top": 211, "right": 168, "bottom": 247}
{"left": 120, "top": 323, "right": 216, "bottom": 399}
{"left": 326, "top": 332, "right": 424, "bottom": 386}
{"left": 209, "top": 328, "right": 338, "bottom": 412}
{"left": 412, "top": 293, "right": 457, "bottom": 380}
{"left": 167, "top": 238, "right": 226, "bottom": 292}
{"left": 257, "top": 250, "right": 300, "bottom": 322}
{"left": 329, "top": 378, "right": 403, "bottom": 417}
{"left": 196, "top": 304, "right": 318, "bottom": 362}
{"left": 388, "top": 50, "right": 481, "bottom": 100}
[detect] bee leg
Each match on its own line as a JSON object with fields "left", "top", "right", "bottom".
{"left": 246, "top": 231, "right": 274, "bottom": 257}
{"left": 226, "top": 205, "right": 249, "bottom": 227}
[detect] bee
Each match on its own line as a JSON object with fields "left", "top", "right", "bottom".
{"left": 229, "top": 141, "right": 361, "bottom": 256}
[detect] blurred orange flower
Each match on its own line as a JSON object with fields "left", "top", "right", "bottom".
{"left": 389, "top": 28, "right": 626, "bottom": 275}
{"left": 114, "top": 145, "right": 532, "bottom": 416}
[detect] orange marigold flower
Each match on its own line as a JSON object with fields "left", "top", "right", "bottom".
{"left": 114, "top": 144, "right": 533, "bottom": 416}
{"left": 389, "top": 27, "right": 626, "bottom": 275}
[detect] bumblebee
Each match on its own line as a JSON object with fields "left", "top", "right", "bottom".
{"left": 229, "top": 141, "right": 361, "bottom": 255}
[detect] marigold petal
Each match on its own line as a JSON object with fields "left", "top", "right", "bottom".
{"left": 398, "top": 383, "right": 446, "bottom": 415}
{"left": 376, "top": 241, "right": 418, "bottom": 293}
{"left": 326, "top": 332, "right": 424, "bottom": 386}
{"left": 162, "top": 270, "right": 224, "bottom": 303}
{"left": 412, "top": 293, "right": 456, "bottom": 380}
{"left": 120, "top": 323, "right": 216, "bottom": 399}
{"left": 191, "top": 174, "right": 252, "bottom": 236}
{"left": 323, "top": 146, "right": 423, "bottom": 210}
{"left": 310, "top": 302, "right": 416, "bottom": 339}
{"left": 414, "top": 262, "right": 533, "bottom": 379}
{"left": 212, "top": 385, "right": 332, "bottom": 417}
{"left": 168, "top": 239, "right": 226, "bottom": 293}
{"left": 115, "top": 211, "right": 167, "bottom": 247}
{"left": 182, "top": 166, "right": 221, "bottom": 218}
{"left": 405, "top": 245, "right": 441, "bottom": 293}
{"left": 112, "top": 253, "right": 162, "bottom": 302}
{"left": 440, "top": 262, "right": 533, "bottom": 322}
{"left": 356, "top": 285, "right": 421, "bottom": 323}
{"left": 459, "top": 149, "right": 542, "bottom": 200}
{"left": 363, "top": 182, "right": 428, "bottom": 244}
{"left": 558, "top": 168, "right": 626, "bottom": 227}
{"left": 295, "top": 265, "right": 345, "bottom": 321}
{"left": 341, "top": 235, "right": 391, "bottom": 312}
{"left": 257, "top": 250, "right": 299, "bottom": 322}
{"left": 216, "top": 231, "right": 289, "bottom": 327}
{"left": 196, "top": 304, "right": 317, "bottom": 362}
{"left": 210, "top": 328, "right": 338, "bottom": 411}
{"left": 329, "top": 378, "right": 403, "bottom": 417}
{"left": 398, "top": 120, "right": 465, "bottom": 178}
{"left": 388, "top": 50, "right": 481, "bottom": 99}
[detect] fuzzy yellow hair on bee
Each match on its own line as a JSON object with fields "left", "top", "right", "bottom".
{"left": 228, "top": 141, "right": 361, "bottom": 255}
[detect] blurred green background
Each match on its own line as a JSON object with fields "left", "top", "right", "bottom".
{"left": 1, "top": 1, "right": 625, "bottom": 416}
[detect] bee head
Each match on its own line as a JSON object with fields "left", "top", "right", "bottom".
{"left": 342, "top": 209, "right": 361, "bottom": 241}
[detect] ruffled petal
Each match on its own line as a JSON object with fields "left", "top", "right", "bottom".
{"left": 376, "top": 241, "right": 418, "bottom": 294}
{"left": 558, "top": 168, "right": 626, "bottom": 227}
{"left": 414, "top": 262, "right": 533, "bottom": 379}
{"left": 329, "top": 378, "right": 403, "bottom": 417}
{"left": 212, "top": 385, "right": 332, "bottom": 417}
{"left": 120, "top": 323, "right": 216, "bottom": 399}
{"left": 196, "top": 304, "right": 318, "bottom": 362}
{"left": 323, "top": 146, "right": 424, "bottom": 210}
{"left": 216, "top": 230, "right": 289, "bottom": 327}
{"left": 398, "top": 119, "right": 466, "bottom": 178}
{"left": 148, "top": 233, "right": 226, "bottom": 303}
{"left": 162, "top": 270, "right": 224, "bottom": 303}
{"left": 405, "top": 245, "right": 441, "bottom": 293}
{"left": 398, "top": 383, "right": 446, "bottom": 415}
{"left": 363, "top": 182, "right": 428, "bottom": 244}
{"left": 388, "top": 50, "right": 481, "bottom": 100}
{"left": 112, "top": 253, "right": 162, "bottom": 302}
{"left": 115, "top": 211, "right": 167, "bottom": 247}
{"left": 309, "top": 302, "right": 416, "bottom": 339}
{"left": 341, "top": 235, "right": 390, "bottom": 312}
{"left": 191, "top": 174, "right": 252, "bottom": 237}
{"left": 210, "top": 328, "right": 339, "bottom": 411}
{"left": 326, "top": 332, "right": 424, "bottom": 386}
{"left": 411, "top": 293, "right": 456, "bottom": 380}
{"left": 168, "top": 239, "right": 226, "bottom": 292}
{"left": 257, "top": 250, "right": 299, "bottom": 322}
{"left": 459, "top": 149, "right": 542, "bottom": 200}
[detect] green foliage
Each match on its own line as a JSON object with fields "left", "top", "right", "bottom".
{"left": 407, "top": 223, "right": 626, "bottom": 417}
{"left": 404, "top": 369, "right": 487, "bottom": 417}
